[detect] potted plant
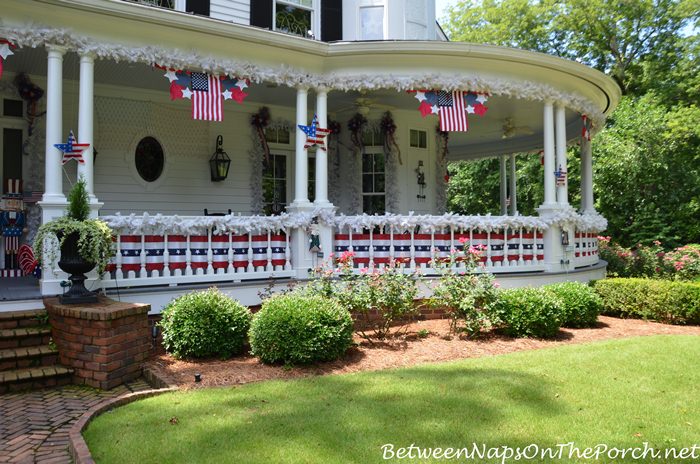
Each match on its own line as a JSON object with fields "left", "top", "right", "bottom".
{"left": 33, "top": 177, "right": 114, "bottom": 304}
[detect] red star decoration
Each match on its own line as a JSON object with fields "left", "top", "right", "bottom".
{"left": 232, "top": 87, "right": 248, "bottom": 103}
{"left": 473, "top": 103, "right": 488, "bottom": 116}
{"left": 169, "top": 82, "right": 184, "bottom": 100}
{"left": 418, "top": 101, "right": 434, "bottom": 118}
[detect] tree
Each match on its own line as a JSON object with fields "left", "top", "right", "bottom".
{"left": 445, "top": 0, "right": 698, "bottom": 95}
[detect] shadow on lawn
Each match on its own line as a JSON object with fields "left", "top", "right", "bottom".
{"left": 173, "top": 366, "right": 568, "bottom": 463}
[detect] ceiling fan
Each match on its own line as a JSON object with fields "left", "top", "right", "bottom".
{"left": 502, "top": 117, "right": 534, "bottom": 139}
{"left": 334, "top": 94, "right": 396, "bottom": 116}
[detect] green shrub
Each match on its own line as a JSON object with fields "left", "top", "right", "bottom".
{"left": 159, "top": 288, "right": 251, "bottom": 359}
{"left": 594, "top": 278, "right": 700, "bottom": 325}
{"left": 489, "top": 288, "right": 563, "bottom": 338}
{"left": 249, "top": 293, "right": 354, "bottom": 365}
{"left": 544, "top": 282, "right": 602, "bottom": 328}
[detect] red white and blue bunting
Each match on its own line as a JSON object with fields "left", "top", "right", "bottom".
{"left": 410, "top": 90, "right": 489, "bottom": 132}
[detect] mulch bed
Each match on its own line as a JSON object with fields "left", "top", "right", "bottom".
{"left": 145, "top": 316, "right": 700, "bottom": 390}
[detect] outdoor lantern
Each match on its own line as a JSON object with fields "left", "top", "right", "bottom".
{"left": 209, "top": 135, "right": 231, "bottom": 181}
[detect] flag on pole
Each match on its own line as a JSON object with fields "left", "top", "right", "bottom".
{"left": 410, "top": 90, "right": 488, "bottom": 132}
{"left": 190, "top": 72, "right": 222, "bottom": 122}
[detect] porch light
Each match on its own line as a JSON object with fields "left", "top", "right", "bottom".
{"left": 209, "top": 135, "right": 231, "bottom": 182}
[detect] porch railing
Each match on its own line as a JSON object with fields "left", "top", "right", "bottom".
{"left": 333, "top": 224, "right": 546, "bottom": 273}
{"left": 572, "top": 231, "right": 599, "bottom": 267}
{"left": 99, "top": 216, "right": 294, "bottom": 289}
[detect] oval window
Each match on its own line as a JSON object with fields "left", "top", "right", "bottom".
{"left": 134, "top": 137, "right": 164, "bottom": 183}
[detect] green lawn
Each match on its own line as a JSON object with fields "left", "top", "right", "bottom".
{"left": 85, "top": 336, "right": 700, "bottom": 463}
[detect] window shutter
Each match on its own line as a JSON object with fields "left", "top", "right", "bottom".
{"left": 250, "top": 0, "right": 273, "bottom": 30}
{"left": 321, "top": 0, "right": 343, "bottom": 42}
{"left": 186, "top": 0, "right": 210, "bottom": 16}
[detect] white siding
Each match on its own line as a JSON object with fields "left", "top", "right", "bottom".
{"left": 210, "top": 0, "right": 250, "bottom": 25}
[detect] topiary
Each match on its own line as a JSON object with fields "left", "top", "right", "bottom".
{"left": 489, "top": 287, "right": 563, "bottom": 338}
{"left": 249, "top": 293, "right": 354, "bottom": 365}
{"left": 66, "top": 177, "right": 90, "bottom": 221}
{"left": 159, "top": 288, "right": 251, "bottom": 359}
{"left": 544, "top": 282, "right": 603, "bottom": 328}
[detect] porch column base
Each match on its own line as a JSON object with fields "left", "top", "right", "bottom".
{"left": 88, "top": 200, "right": 104, "bottom": 219}
{"left": 38, "top": 200, "right": 68, "bottom": 223}
{"left": 536, "top": 204, "right": 574, "bottom": 272}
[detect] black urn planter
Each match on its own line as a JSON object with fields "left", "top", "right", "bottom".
{"left": 57, "top": 232, "right": 99, "bottom": 304}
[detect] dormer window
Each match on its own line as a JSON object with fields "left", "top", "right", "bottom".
{"left": 275, "top": 1, "right": 314, "bottom": 37}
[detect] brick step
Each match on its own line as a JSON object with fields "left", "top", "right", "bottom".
{"left": 0, "top": 326, "right": 53, "bottom": 349}
{"left": 0, "top": 345, "right": 59, "bottom": 371}
{"left": 0, "top": 308, "right": 47, "bottom": 329}
{"left": 0, "top": 365, "right": 73, "bottom": 393}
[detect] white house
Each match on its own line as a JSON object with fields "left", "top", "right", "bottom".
{"left": 0, "top": 0, "right": 620, "bottom": 311}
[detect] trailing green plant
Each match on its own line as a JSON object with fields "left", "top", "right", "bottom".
{"left": 594, "top": 278, "right": 700, "bottom": 325}
{"left": 544, "top": 282, "right": 602, "bottom": 328}
{"left": 33, "top": 178, "right": 114, "bottom": 274}
{"left": 249, "top": 293, "right": 353, "bottom": 365}
{"left": 430, "top": 239, "right": 499, "bottom": 336}
{"left": 159, "top": 287, "right": 251, "bottom": 359}
{"left": 489, "top": 288, "right": 563, "bottom": 338}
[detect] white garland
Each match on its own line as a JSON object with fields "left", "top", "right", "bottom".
{"left": 103, "top": 209, "right": 607, "bottom": 236}
{"left": 1, "top": 26, "right": 605, "bottom": 131}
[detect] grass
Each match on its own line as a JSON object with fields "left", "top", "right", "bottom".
{"left": 84, "top": 336, "right": 700, "bottom": 463}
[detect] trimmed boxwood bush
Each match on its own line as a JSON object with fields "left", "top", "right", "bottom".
{"left": 250, "top": 293, "right": 354, "bottom": 365}
{"left": 544, "top": 282, "right": 603, "bottom": 328}
{"left": 159, "top": 288, "right": 251, "bottom": 359}
{"left": 594, "top": 278, "right": 700, "bottom": 325}
{"left": 489, "top": 288, "right": 563, "bottom": 338}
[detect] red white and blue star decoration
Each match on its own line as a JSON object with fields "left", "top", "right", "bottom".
{"left": 0, "top": 39, "right": 16, "bottom": 80}
{"left": 54, "top": 131, "right": 90, "bottom": 165}
{"left": 409, "top": 90, "right": 489, "bottom": 132}
{"left": 298, "top": 115, "right": 331, "bottom": 151}
{"left": 159, "top": 65, "right": 249, "bottom": 121}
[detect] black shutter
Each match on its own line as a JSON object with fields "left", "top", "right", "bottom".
{"left": 186, "top": 0, "right": 210, "bottom": 16}
{"left": 321, "top": 0, "right": 343, "bottom": 42}
{"left": 250, "top": 0, "right": 273, "bottom": 30}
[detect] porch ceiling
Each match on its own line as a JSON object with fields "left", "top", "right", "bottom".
{"left": 5, "top": 45, "right": 581, "bottom": 159}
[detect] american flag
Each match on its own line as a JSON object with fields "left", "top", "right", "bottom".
{"left": 54, "top": 130, "right": 90, "bottom": 165}
{"left": 191, "top": 72, "right": 223, "bottom": 122}
{"left": 581, "top": 114, "right": 592, "bottom": 141}
{"left": 438, "top": 91, "right": 468, "bottom": 132}
{"left": 555, "top": 165, "right": 567, "bottom": 186}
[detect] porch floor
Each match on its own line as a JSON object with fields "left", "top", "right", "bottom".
{"left": 0, "top": 276, "right": 42, "bottom": 302}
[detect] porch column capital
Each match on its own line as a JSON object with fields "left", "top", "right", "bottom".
{"left": 45, "top": 44, "right": 67, "bottom": 55}
{"left": 79, "top": 51, "right": 96, "bottom": 62}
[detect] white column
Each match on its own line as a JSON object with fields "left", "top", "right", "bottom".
{"left": 77, "top": 52, "right": 101, "bottom": 214}
{"left": 314, "top": 87, "right": 331, "bottom": 207}
{"left": 499, "top": 155, "right": 507, "bottom": 215}
{"left": 509, "top": 153, "right": 517, "bottom": 215}
{"left": 39, "top": 45, "right": 67, "bottom": 222}
{"left": 292, "top": 87, "right": 310, "bottom": 206}
{"left": 542, "top": 101, "right": 556, "bottom": 207}
{"left": 580, "top": 136, "right": 595, "bottom": 212}
{"left": 555, "top": 103, "right": 569, "bottom": 206}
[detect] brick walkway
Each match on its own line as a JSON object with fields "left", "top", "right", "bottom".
{"left": 0, "top": 380, "right": 151, "bottom": 463}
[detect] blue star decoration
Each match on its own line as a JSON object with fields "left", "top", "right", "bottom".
{"left": 298, "top": 114, "right": 331, "bottom": 151}
{"left": 54, "top": 130, "right": 90, "bottom": 165}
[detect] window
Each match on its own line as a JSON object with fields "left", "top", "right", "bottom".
{"left": 307, "top": 156, "right": 316, "bottom": 202}
{"left": 362, "top": 151, "right": 385, "bottom": 215}
{"left": 360, "top": 6, "right": 384, "bottom": 40}
{"left": 263, "top": 154, "right": 287, "bottom": 215}
{"left": 410, "top": 129, "right": 427, "bottom": 149}
{"left": 2, "top": 128, "right": 23, "bottom": 182}
{"left": 3, "top": 99, "right": 23, "bottom": 118}
{"left": 134, "top": 137, "right": 164, "bottom": 183}
{"left": 275, "top": 1, "right": 314, "bottom": 37}
{"left": 264, "top": 127, "right": 291, "bottom": 145}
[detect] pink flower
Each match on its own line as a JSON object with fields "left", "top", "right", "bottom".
{"left": 494, "top": 282, "right": 501, "bottom": 288}
{"left": 653, "top": 240, "right": 662, "bottom": 246}
{"left": 359, "top": 267, "right": 369, "bottom": 274}
{"left": 458, "top": 237, "right": 468, "bottom": 244}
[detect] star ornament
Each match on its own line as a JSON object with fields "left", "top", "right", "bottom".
{"left": 54, "top": 130, "right": 90, "bottom": 165}
{"left": 298, "top": 115, "right": 331, "bottom": 151}
{"left": 0, "top": 40, "right": 16, "bottom": 80}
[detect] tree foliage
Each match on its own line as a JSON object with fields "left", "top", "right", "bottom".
{"left": 444, "top": 0, "right": 700, "bottom": 247}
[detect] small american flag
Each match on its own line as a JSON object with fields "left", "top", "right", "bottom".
{"left": 555, "top": 165, "right": 567, "bottom": 186}
{"left": 54, "top": 130, "right": 90, "bottom": 165}
{"left": 438, "top": 90, "right": 468, "bottom": 132}
{"left": 581, "top": 114, "right": 592, "bottom": 141}
{"left": 191, "top": 72, "right": 223, "bottom": 122}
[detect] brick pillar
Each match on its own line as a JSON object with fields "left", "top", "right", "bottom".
{"left": 44, "top": 296, "right": 150, "bottom": 390}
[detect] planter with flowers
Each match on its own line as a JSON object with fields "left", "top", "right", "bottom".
{"left": 34, "top": 178, "right": 114, "bottom": 304}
